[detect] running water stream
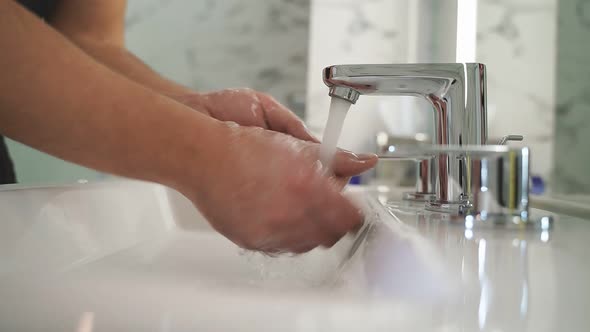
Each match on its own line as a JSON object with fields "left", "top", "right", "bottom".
{"left": 319, "top": 97, "right": 352, "bottom": 173}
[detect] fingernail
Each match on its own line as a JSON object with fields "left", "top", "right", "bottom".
{"left": 355, "top": 153, "right": 377, "bottom": 161}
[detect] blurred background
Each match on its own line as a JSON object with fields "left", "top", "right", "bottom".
{"left": 5, "top": 0, "right": 590, "bottom": 194}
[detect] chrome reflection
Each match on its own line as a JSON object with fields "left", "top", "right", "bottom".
{"left": 464, "top": 234, "right": 533, "bottom": 330}
{"left": 378, "top": 188, "right": 555, "bottom": 330}
{"left": 324, "top": 63, "right": 487, "bottom": 204}
{"left": 76, "top": 312, "right": 95, "bottom": 332}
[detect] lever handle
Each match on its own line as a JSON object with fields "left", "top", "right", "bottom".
{"left": 497, "top": 135, "right": 524, "bottom": 145}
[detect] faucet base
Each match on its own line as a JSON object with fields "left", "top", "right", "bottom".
{"left": 403, "top": 192, "right": 437, "bottom": 202}
{"left": 425, "top": 200, "right": 467, "bottom": 214}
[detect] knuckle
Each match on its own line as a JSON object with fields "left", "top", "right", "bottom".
{"left": 241, "top": 88, "right": 260, "bottom": 100}
{"left": 301, "top": 144, "right": 320, "bottom": 160}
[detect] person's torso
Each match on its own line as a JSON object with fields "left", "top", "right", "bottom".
{"left": 16, "top": 0, "right": 59, "bottom": 20}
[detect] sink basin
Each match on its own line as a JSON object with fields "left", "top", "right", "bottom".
{"left": 0, "top": 180, "right": 589, "bottom": 331}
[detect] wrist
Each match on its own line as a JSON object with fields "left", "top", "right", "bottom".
{"left": 158, "top": 110, "right": 231, "bottom": 194}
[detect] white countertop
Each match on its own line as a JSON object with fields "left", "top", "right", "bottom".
{"left": 0, "top": 181, "right": 588, "bottom": 331}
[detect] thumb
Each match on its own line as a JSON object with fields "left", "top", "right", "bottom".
{"left": 330, "top": 150, "right": 378, "bottom": 177}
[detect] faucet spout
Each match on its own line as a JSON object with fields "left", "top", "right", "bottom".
{"left": 328, "top": 86, "right": 361, "bottom": 104}
{"left": 323, "top": 63, "right": 488, "bottom": 203}
{"left": 323, "top": 63, "right": 487, "bottom": 145}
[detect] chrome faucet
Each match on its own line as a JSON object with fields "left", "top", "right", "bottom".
{"left": 323, "top": 63, "right": 488, "bottom": 204}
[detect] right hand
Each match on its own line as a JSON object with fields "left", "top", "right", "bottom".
{"left": 178, "top": 123, "right": 377, "bottom": 254}
{"left": 173, "top": 88, "right": 320, "bottom": 143}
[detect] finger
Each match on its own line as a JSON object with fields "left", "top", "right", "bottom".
{"left": 330, "top": 150, "right": 378, "bottom": 177}
{"left": 272, "top": 176, "right": 362, "bottom": 253}
{"left": 290, "top": 240, "right": 321, "bottom": 254}
{"left": 310, "top": 180, "right": 364, "bottom": 243}
{"left": 333, "top": 176, "right": 351, "bottom": 191}
{"left": 319, "top": 198, "right": 363, "bottom": 243}
{"left": 320, "top": 235, "right": 343, "bottom": 249}
{"left": 267, "top": 222, "right": 325, "bottom": 254}
{"left": 173, "top": 93, "right": 213, "bottom": 116}
{"left": 257, "top": 92, "right": 320, "bottom": 143}
{"left": 305, "top": 144, "right": 377, "bottom": 177}
{"left": 319, "top": 174, "right": 349, "bottom": 192}
{"left": 305, "top": 215, "right": 345, "bottom": 250}
{"left": 275, "top": 179, "right": 357, "bottom": 253}
{"left": 285, "top": 222, "right": 341, "bottom": 253}
{"left": 247, "top": 196, "right": 354, "bottom": 254}
{"left": 313, "top": 212, "right": 348, "bottom": 248}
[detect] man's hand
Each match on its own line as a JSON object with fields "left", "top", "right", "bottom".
{"left": 178, "top": 123, "right": 378, "bottom": 254}
{"left": 1, "top": 0, "right": 380, "bottom": 255}
{"left": 175, "top": 89, "right": 319, "bottom": 143}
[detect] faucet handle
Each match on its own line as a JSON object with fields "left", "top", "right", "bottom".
{"left": 497, "top": 135, "right": 524, "bottom": 145}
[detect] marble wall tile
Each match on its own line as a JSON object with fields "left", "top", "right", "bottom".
{"left": 476, "top": 0, "right": 558, "bottom": 182}
{"left": 553, "top": 0, "right": 590, "bottom": 194}
{"left": 305, "top": 0, "right": 431, "bottom": 153}
{"left": 125, "top": 0, "right": 311, "bottom": 116}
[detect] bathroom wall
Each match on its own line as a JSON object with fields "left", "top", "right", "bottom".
{"left": 475, "top": 0, "right": 558, "bottom": 186}
{"left": 7, "top": 0, "right": 311, "bottom": 185}
{"left": 125, "top": 0, "right": 310, "bottom": 116}
{"left": 4, "top": 142, "right": 106, "bottom": 185}
{"left": 553, "top": 0, "right": 590, "bottom": 194}
{"left": 305, "top": 0, "right": 409, "bottom": 153}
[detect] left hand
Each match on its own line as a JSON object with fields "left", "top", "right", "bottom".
{"left": 173, "top": 88, "right": 319, "bottom": 143}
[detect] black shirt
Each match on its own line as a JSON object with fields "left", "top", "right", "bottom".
{"left": 17, "top": 0, "right": 58, "bottom": 20}
{"left": 0, "top": 137, "right": 15, "bottom": 184}
{"left": 0, "top": 0, "right": 58, "bottom": 184}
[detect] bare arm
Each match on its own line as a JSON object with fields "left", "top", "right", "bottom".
{"left": 0, "top": 0, "right": 223, "bottom": 188}
{"left": 0, "top": 0, "right": 376, "bottom": 253}
{"left": 50, "top": 0, "right": 318, "bottom": 142}
{"left": 51, "top": 0, "right": 201, "bottom": 99}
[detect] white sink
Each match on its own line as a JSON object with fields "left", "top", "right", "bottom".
{"left": 0, "top": 180, "right": 589, "bottom": 331}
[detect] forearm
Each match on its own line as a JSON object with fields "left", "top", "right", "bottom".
{"left": 47, "top": 0, "right": 210, "bottom": 111}
{"left": 0, "top": 1, "right": 224, "bottom": 188}
{"left": 67, "top": 37, "right": 200, "bottom": 99}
